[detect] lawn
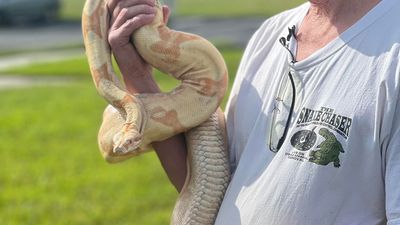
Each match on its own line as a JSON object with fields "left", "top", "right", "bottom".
{"left": 61, "top": 0, "right": 306, "bottom": 21}
{"left": 0, "top": 47, "right": 243, "bottom": 224}
{"left": 0, "top": 85, "right": 176, "bottom": 225}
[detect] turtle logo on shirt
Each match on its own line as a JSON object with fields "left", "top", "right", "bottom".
{"left": 308, "top": 128, "right": 345, "bottom": 168}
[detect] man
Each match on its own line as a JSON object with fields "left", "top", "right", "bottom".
{"left": 107, "top": 0, "right": 400, "bottom": 224}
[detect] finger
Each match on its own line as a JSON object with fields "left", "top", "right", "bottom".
{"left": 107, "top": 0, "right": 155, "bottom": 13}
{"left": 111, "top": 4, "right": 156, "bottom": 28}
{"left": 162, "top": 5, "right": 170, "bottom": 24}
{"left": 106, "top": 0, "right": 120, "bottom": 14}
{"left": 120, "top": 14, "right": 155, "bottom": 36}
{"left": 109, "top": 0, "right": 155, "bottom": 24}
{"left": 110, "top": 7, "right": 129, "bottom": 31}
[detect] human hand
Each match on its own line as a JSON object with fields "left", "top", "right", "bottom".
{"left": 107, "top": 0, "right": 170, "bottom": 80}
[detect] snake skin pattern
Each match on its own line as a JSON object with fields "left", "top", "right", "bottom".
{"left": 82, "top": 0, "right": 231, "bottom": 224}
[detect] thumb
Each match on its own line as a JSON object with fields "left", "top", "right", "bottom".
{"left": 162, "top": 5, "right": 171, "bottom": 24}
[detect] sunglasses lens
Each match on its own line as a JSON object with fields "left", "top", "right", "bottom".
{"left": 269, "top": 72, "right": 295, "bottom": 152}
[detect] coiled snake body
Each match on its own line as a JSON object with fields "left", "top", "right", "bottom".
{"left": 82, "top": 0, "right": 230, "bottom": 224}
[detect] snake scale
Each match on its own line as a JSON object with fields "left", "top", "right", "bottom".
{"left": 82, "top": 0, "right": 231, "bottom": 224}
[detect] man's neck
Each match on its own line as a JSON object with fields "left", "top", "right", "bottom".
{"left": 294, "top": 0, "right": 381, "bottom": 61}
{"left": 307, "top": 0, "right": 381, "bottom": 28}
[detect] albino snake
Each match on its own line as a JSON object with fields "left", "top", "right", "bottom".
{"left": 82, "top": 0, "right": 231, "bottom": 224}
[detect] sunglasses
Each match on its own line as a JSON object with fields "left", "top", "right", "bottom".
{"left": 268, "top": 69, "right": 296, "bottom": 153}
{"left": 268, "top": 34, "right": 298, "bottom": 153}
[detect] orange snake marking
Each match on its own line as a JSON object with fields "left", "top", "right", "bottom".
{"left": 150, "top": 26, "right": 200, "bottom": 60}
{"left": 82, "top": 0, "right": 231, "bottom": 224}
{"left": 149, "top": 106, "right": 186, "bottom": 133}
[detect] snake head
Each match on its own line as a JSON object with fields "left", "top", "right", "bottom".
{"left": 113, "top": 129, "right": 142, "bottom": 154}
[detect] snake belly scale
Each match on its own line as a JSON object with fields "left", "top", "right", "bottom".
{"left": 82, "top": 0, "right": 231, "bottom": 224}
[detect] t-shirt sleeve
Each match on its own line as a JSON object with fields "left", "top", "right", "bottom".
{"left": 385, "top": 96, "right": 400, "bottom": 224}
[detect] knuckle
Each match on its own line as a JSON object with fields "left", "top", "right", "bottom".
{"left": 108, "top": 34, "right": 121, "bottom": 47}
{"left": 141, "top": 4, "right": 156, "bottom": 13}
{"left": 108, "top": 37, "right": 116, "bottom": 47}
{"left": 126, "top": 4, "right": 155, "bottom": 16}
{"left": 137, "top": 14, "right": 152, "bottom": 23}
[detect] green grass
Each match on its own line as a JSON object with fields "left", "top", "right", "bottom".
{"left": 61, "top": 0, "right": 305, "bottom": 21}
{"left": 1, "top": 57, "right": 90, "bottom": 77}
{"left": 0, "top": 84, "right": 176, "bottom": 225}
{"left": 0, "top": 44, "right": 84, "bottom": 58}
{"left": 1, "top": 47, "right": 243, "bottom": 98}
{"left": 0, "top": 48, "right": 243, "bottom": 224}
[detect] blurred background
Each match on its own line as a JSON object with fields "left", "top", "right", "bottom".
{"left": 0, "top": 0, "right": 304, "bottom": 224}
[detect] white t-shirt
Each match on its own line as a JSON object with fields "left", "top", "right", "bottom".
{"left": 216, "top": 0, "right": 400, "bottom": 224}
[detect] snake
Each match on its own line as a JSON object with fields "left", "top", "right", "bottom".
{"left": 81, "top": 0, "right": 231, "bottom": 224}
